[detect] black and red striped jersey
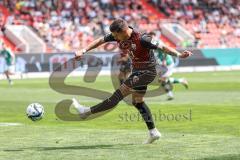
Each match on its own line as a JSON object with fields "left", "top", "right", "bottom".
{"left": 104, "top": 27, "right": 158, "bottom": 69}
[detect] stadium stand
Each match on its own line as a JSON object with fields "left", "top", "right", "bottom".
{"left": 148, "top": 0, "right": 240, "bottom": 48}
{"left": 0, "top": 0, "right": 239, "bottom": 52}
{"left": 0, "top": 0, "right": 170, "bottom": 52}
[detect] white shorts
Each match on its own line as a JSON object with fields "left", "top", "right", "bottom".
{"left": 158, "top": 63, "right": 174, "bottom": 78}
{"left": 5, "top": 65, "right": 15, "bottom": 73}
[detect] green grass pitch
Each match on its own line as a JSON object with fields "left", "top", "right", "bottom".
{"left": 0, "top": 71, "right": 240, "bottom": 160}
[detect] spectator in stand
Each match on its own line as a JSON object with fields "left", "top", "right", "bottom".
{"left": 1, "top": 0, "right": 239, "bottom": 51}
{"left": 149, "top": 0, "right": 240, "bottom": 48}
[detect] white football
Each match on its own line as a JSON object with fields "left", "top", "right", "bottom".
{"left": 26, "top": 103, "right": 44, "bottom": 121}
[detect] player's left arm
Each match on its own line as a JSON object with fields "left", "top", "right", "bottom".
{"left": 160, "top": 44, "right": 192, "bottom": 58}
{"left": 140, "top": 33, "right": 192, "bottom": 58}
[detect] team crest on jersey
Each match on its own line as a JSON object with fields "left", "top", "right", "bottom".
{"left": 119, "top": 40, "right": 137, "bottom": 51}
{"left": 131, "top": 44, "right": 136, "bottom": 51}
{"left": 119, "top": 40, "right": 132, "bottom": 50}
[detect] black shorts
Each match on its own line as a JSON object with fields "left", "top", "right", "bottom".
{"left": 119, "top": 60, "right": 131, "bottom": 73}
{"left": 124, "top": 66, "right": 156, "bottom": 94}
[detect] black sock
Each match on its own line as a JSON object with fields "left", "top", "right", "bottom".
{"left": 91, "top": 89, "right": 124, "bottom": 114}
{"left": 134, "top": 102, "right": 155, "bottom": 130}
{"left": 161, "top": 80, "right": 172, "bottom": 92}
{"left": 119, "top": 79, "right": 124, "bottom": 85}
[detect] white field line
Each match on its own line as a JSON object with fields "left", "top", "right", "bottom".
{"left": 0, "top": 123, "right": 23, "bottom": 126}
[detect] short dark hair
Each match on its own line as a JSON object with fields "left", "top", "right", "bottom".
{"left": 109, "top": 19, "right": 128, "bottom": 33}
{"left": 148, "top": 32, "right": 156, "bottom": 36}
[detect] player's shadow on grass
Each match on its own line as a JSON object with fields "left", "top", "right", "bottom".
{"left": 14, "top": 144, "right": 134, "bottom": 151}
{"left": 3, "top": 144, "right": 134, "bottom": 152}
{"left": 39, "top": 144, "right": 133, "bottom": 151}
{"left": 3, "top": 149, "right": 24, "bottom": 152}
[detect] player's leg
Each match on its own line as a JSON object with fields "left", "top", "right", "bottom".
{"left": 165, "top": 64, "right": 188, "bottom": 89}
{"left": 118, "top": 61, "right": 128, "bottom": 85}
{"left": 72, "top": 66, "right": 156, "bottom": 121}
{"left": 4, "top": 65, "right": 14, "bottom": 85}
{"left": 157, "top": 65, "right": 173, "bottom": 99}
{"left": 132, "top": 91, "right": 161, "bottom": 144}
{"left": 118, "top": 61, "right": 131, "bottom": 85}
{"left": 125, "top": 69, "right": 131, "bottom": 79}
{"left": 132, "top": 92, "right": 155, "bottom": 130}
{"left": 168, "top": 77, "right": 189, "bottom": 89}
{"left": 158, "top": 65, "right": 174, "bottom": 100}
{"left": 118, "top": 70, "right": 125, "bottom": 85}
{"left": 126, "top": 66, "right": 160, "bottom": 143}
{"left": 159, "top": 76, "right": 174, "bottom": 100}
{"left": 72, "top": 83, "right": 132, "bottom": 119}
{"left": 90, "top": 83, "right": 130, "bottom": 113}
{"left": 73, "top": 63, "right": 133, "bottom": 119}
{"left": 4, "top": 70, "right": 10, "bottom": 82}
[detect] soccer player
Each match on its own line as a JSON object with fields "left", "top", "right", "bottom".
{"left": 73, "top": 19, "right": 192, "bottom": 144}
{"left": 0, "top": 43, "right": 15, "bottom": 85}
{"left": 117, "top": 52, "right": 131, "bottom": 85}
{"left": 149, "top": 32, "right": 188, "bottom": 100}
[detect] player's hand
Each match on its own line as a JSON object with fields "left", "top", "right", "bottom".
{"left": 75, "top": 49, "right": 85, "bottom": 60}
{"left": 179, "top": 50, "right": 193, "bottom": 58}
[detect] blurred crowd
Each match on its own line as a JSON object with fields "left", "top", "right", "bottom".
{"left": 0, "top": 0, "right": 239, "bottom": 51}
{"left": 0, "top": 0, "right": 158, "bottom": 52}
{"left": 149, "top": 0, "right": 240, "bottom": 48}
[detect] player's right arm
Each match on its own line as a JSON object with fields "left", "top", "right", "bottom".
{"left": 75, "top": 33, "right": 116, "bottom": 60}
{"left": 75, "top": 37, "right": 105, "bottom": 60}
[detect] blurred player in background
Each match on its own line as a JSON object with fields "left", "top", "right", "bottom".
{"left": 0, "top": 43, "right": 15, "bottom": 85}
{"left": 74, "top": 19, "right": 192, "bottom": 144}
{"left": 117, "top": 52, "right": 131, "bottom": 85}
{"left": 149, "top": 32, "right": 188, "bottom": 100}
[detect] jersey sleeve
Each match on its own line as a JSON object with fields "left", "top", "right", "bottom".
{"left": 140, "top": 33, "right": 162, "bottom": 49}
{"left": 103, "top": 33, "right": 116, "bottom": 42}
